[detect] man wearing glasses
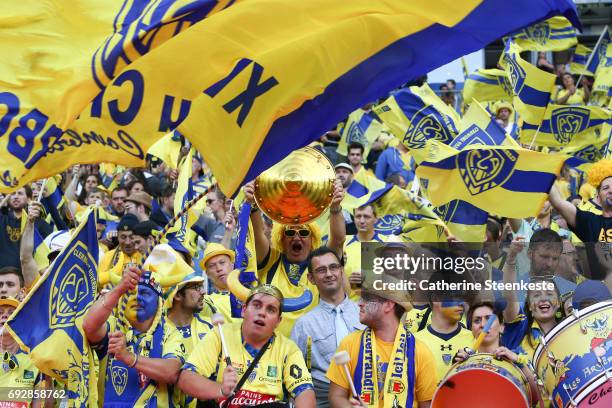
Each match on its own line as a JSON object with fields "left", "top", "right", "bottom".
{"left": 242, "top": 179, "right": 346, "bottom": 336}
{"left": 291, "top": 247, "right": 364, "bottom": 408}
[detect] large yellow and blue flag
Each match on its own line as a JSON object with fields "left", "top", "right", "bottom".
{"left": 508, "top": 16, "right": 577, "bottom": 51}
{"left": 570, "top": 44, "right": 593, "bottom": 75}
{"left": 462, "top": 69, "right": 513, "bottom": 104}
{"left": 592, "top": 43, "right": 612, "bottom": 97}
{"left": 586, "top": 28, "right": 611, "bottom": 74}
{"left": 5, "top": 210, "right": 99, "bottom": 407}
{"left": 337, "top": 108, "right": 386, "bottom": 159}
{"left": 0, "top": 0, "right": 239, "bottom": 193}
{"left": 374, "top": 83, "right": 461, "bottom": 149}
{"left": 501, "top": 41, "right": 557, "bottom": 125}
{"left": 416, "top": 144, "right": 568, "bottom": 218}
{"left": 521, "top": 104, "right": 611, "bottom": 148}
{"left": 2, "top": 0, "right": 581, "bottom": 196}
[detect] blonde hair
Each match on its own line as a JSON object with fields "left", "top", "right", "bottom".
{"left": 587, "top": 159, "right": 612, "bottom": 189}
{"left": 271, "top": 222, "right": 322, "bottom": 252}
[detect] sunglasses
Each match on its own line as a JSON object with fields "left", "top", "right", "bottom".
{"left": 2, "top": 352, "right": 17, "bottom": 371}
{"left": 284, "top": 229, "right": 310, "bottom": 237}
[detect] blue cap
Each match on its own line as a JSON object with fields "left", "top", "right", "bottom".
{"left": 572, "top": 280, "right": 611, "bottom": 311}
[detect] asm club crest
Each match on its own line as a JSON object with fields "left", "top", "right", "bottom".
{"left": 551, "top": 106, "right": 590, "bottom": 144}
{"left": 458, "top": 149, "right": 519, "bottom": 195}
{"left": 523, "top": 23, "right": 551, "bottom": 45}
{"left": 503, "top": 52, "right": 526, "bottom": 95}
{"left": 403, "top": 107, "right": 455, "bottom": 149}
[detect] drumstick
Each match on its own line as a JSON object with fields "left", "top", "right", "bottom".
{"left": 333, "top": 351, "right": 358, "bottom": 399}
{"left": 472, "top": 314, "right": 497, "bottom": 351}
{"left": 212, "top": 313, "right": 232, "bottom": 366}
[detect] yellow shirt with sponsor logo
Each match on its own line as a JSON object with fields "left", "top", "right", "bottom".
{"left": 98, "top": 248, "right": 141, "bottom": 288}
{"left": 414, "top": 324, "right": 473, "bottom": 382}
{"left": 0, "top": 350, "right": 39, "bottom": 407}
{"left": 326, "top": 330, "right": 437, "bottom": 408}
{"left": 257, "top": 248, "right": 318, "bottom": 336}
{"left": 403, "top": 304, "right": 431, "bottom": 333}
{"left": 184, "top": 322, "right": 313, "bottom": 406}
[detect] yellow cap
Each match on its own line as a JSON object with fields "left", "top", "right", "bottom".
{"left": 246, "top": 284, "right": 284, "bottom": 307}
{"left": 0, "top": 296, "right": 19, "bottom": 308}
{"left": 200, "top": 243, "right": 235, "bottom": 270}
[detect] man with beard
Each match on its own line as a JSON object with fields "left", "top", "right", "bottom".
{"left": 242, "top": 179, "right": 345, "bottom": 336}
{"left": 83, "top": 265, "right": 185, "bottom": 407}
{"left": 98, "top": 214, "right": 141, "bottom": 289}
{"left": 178, "top": 285, "right": 316, "bottom": 408}
{"left": 166, "top": 274, "right": 213, "bottom": 408}
{"left": 327, "top": 284, "right": 436, "bottom": 408}
{"left": 0, "top": 186, "right": 51, "bottom": 269}
{"left": 550, "top": 159, "right": 612, "bottom": 243}
{"left": 291, "top": 247, "right": 364, "bottom": 408}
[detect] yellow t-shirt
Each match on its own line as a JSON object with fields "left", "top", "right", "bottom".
{"left": 556, "top": 88, "right": 585, "bottom": 105}
{"left": 326, "top": 330, "right": 437, "bottom": 408}
{"left": 167, "top": 315, "right": 213, "bottom": 408}
{"left": 200, "top": 292, "right": 242, "bottom": 325}
{"left": 95, "top": 315, "right": 186, "bottom": 408}
{"left": 404, "top": 304, "right": 431, "bottom": 333}
{"left": 257, "top": 248, "right": 318, "bottom": 336}
{"left": 98, "top": 248, "right": 141, "bottom": 288}
{"left": 184, "top": 322, "right": 313, "bottom": 404}
{"left": 414, "top": 324, "right": 473, "bottom": 382}
{"left": 0, "top": 350, "right": 39, "bottom": 406}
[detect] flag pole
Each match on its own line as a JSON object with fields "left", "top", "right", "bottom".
{"left": 577, "top": 25, "right": 609, "bottom": 87}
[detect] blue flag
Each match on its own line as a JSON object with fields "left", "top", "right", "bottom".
{"left": 6, "top": 210, "right": 99, "bottom": 407}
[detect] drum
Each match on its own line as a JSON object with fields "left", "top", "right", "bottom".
{"left": 432, "top": 353, "right": 537, "bottom": 408}
{"left": 533, "top": 301, "right": 612, "bottom": 408}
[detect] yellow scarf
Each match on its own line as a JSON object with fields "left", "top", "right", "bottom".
{"left": 355, "top": 322, "right": 416, "bottom": 408}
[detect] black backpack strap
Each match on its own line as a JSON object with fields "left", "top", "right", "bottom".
{"left": 222, "top": 338, "right": 272, "bottom": 407}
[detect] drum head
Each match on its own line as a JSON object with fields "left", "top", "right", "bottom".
{"left": 432, "top": 369, "right": 529, "bottom": 408}
{"left": 576, "top": 377, "right": 612, "bottom": 407}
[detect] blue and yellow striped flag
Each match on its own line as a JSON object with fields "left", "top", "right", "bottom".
{"left": 0, "top": 0, "right": 238, "bottom": 193}
{"left": 3, "top": 0, "right": 581, "bottom": 195}
{"left": 592, "top": 43, "right": 612, "bottom": 97}
{"left": 463, "top": 69, "right": 513, "bottom": 104}
{"left": 508, "top": 16, "right": 577, "bottom": 51}
{"left": 570, "top": 44, "right": 593, "bottom": 75}
{"left": 501, "top": 40, "right": 557, "bottom": 125}
{"left": 586, "top": 28, "right": 611, "bottom": 74}
{"left": 6, "top": 210, "right": 99, "bottom": 407}
{"left": 337, "top": 108, "right": 386, "bottom": 159}
{"left": 435, "top": 200, "right": 488, "bottom": 242}
{"left": 521, "top": 104, "right": 611, "bottom": 148}
{"left": 374, "top": 83, "right": 461, "bottom": 149}
{"left": 416, "top": 144, "right": 567, "bottom": 218}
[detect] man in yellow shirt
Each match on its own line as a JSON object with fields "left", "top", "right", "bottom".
{"left": 327, "top": 287, "right": 437, "bottom": 408}
{"left": 199, "top": 243, "right": 240, "bottom": 323}
{"left": 178, "top": 285, "right": 316, "bottom": 408}
{"left": 1, "top": 296, "right": 41, "bottom": 406}
{"left": 98, "top": 214, "right": 142, "bottom": 289}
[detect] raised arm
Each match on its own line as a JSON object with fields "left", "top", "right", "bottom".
{"left": 82, "top": 265, "right": 142, "bottom": 344}
{"left": 20, "top": 202, "right": 43, "bottom": 287}
{"left": 327, "top": 179, "right": 346, "bottom": 256}
{"left": 243, "top": 181, "right": 270, "bottom": 265}
{"left": 548, "top": 184, "right": 576, "bottom": 228}
{"left": 502, "top": 237, "right": 524, "bottom": 324}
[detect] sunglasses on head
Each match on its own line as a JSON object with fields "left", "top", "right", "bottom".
{"left": 284, "top": 228, "right": 310, "bottom": 237}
